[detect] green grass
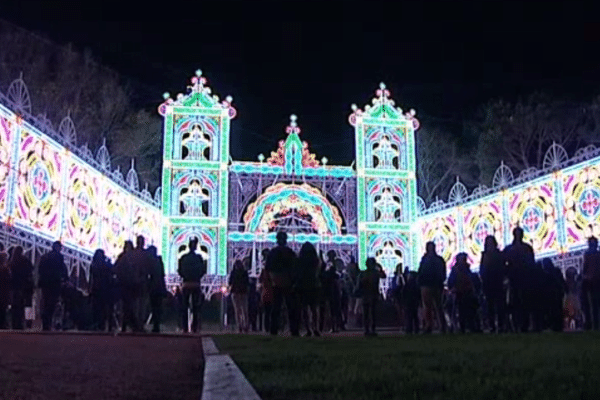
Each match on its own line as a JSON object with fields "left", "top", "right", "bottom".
{"left": 214, "top": 332, "right": 600, "bottom": 400}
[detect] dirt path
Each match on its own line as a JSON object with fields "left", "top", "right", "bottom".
{"left": 0, "top": 333, "right": 202, "bottom": 400}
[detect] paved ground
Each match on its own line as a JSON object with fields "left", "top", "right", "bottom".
{"left": 0, "top": 332, "right": 202, "bottom": 400}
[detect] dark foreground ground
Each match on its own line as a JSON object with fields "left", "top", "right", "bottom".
{"left": 215, "top": 332, "right": 600, "bottom": 400}
{"left": 0, "top": 333, "right": 202, "bottom": 400}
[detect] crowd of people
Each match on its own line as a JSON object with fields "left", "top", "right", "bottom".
{"left": 1, "top": 226, "right": 599, "bottom": 336}
{"left": 225, "top": 231, "right": 386, "bottom": 337}
{"left": 0, "top": 236, "right": 203, "bottom": 333}
{"left": 224, "top": 227, "right": 600, "bottom": 336}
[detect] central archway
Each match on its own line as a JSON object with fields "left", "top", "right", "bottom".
{"left": 243, "top": 183, "right": 343, "bottom": 235}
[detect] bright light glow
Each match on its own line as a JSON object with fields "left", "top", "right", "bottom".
{"left": 0, "top": 106, "right": 161, "bottom": 262}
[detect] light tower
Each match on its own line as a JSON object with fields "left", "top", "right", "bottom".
{"left": 158, "top": 70, "right": 236, "bottom": 275}
{"left": 350, "top": 83, "right": 420, "bottom": 273}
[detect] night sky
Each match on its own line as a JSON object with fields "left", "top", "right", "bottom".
{"left": 2, "top": 1, "right": 600, "bottom": 165}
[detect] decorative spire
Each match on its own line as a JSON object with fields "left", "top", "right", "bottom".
{"left": 349, "top": 83, "right": 419, "bottom": 129}
{"left": 158, "top": 69, "right": 236, "bottom": 118}
{"left": 266, "top": 114, "right": 319, "bottom": 170}
{"left": 286, "top": 114, "right": 300, "bottom": 136}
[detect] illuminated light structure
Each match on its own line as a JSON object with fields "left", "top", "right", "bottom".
{"left": 0, "top": 76, "right": 161, "bottom": 287}
{"left": 160, "top": 73, "right": 417, "bottom": 293}
{"left": 227, "top": 111, "right": 358, "bottom": 277}
{"left": 349, "top": 83, "right": 420, "bottom": 273}
{"left": 159, "top": 70, "right": 235, "bottom": 277}
{"left": 418, "top": 142, "right": 600, "bottom": 273}
{"left": 5, "top": 70, "right": 600, "bottom": 298}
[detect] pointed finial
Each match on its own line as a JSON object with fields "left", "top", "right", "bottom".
{"left": 351, "top": 104, "right": 358, "bottom": 111}
{"left": 195, "top": 69, "right": 202, "bottom": 77}
{"left": 258, "top": 154, "right": 265, "bottom": 162}
{"left": 321, "top": 157, "right": 328, "bottom": 166}
{"left": 130, "top": 159, "right": 135, "bottom": 169}
{"left": 290, "top": 114, "right": 297, "bottom": 127}
{"left": 102, "top": 138, "right": 107, "bottom": 147}
{"left": 379, "top": 82, "right": 386, "bottom": 90}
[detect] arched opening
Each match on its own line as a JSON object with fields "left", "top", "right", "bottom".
{"left": 243, "top": 183, "right": 343, "bottom": 236}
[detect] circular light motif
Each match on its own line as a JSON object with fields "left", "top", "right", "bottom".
{"left": 473, "top": 220, "right": 492, "bottom": 248}
{"left": 521, "top": 206, "right": 543, "bottom": 234}
{"left": 29, "top": 162, "right": 51, "bottom": 202}
{"left": 75, "top": 191, "right": 90, "bottom": 221}
{"left": 578, "top": 187, "right": 600, "bottom": 219}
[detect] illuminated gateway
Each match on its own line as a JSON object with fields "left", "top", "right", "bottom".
{"left": 0, "top": 71, "right": 597, "bottom": 297}
{"left": 159, "top": 70, "right": 420, "bottom": 294}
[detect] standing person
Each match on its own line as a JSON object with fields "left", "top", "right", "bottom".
{"left": 564, "top": 267, "right": 582, "bottom": 330}
{"left": 173, "top": 286, "right": 184, "bottom": 330}
{"left": 479, "top": 236, "right": 507, "bottom": 333}
{"left": 229, "top": 260, "right": 250, "bottom": 333}
{"left": 358, "top": 257, "right": 386, "bottom": 336}
{"left": 335, "top": 258, "right": 348, "bottom": 331}
{"left": 391, "top": 264, "right": 405, "bottom": 331}
{"left": 248, "top": 278, "right": 259, "bottom": 332}
{"left": 323, "top": 251, "right": 343, "bottom": 333}
{"left": 90, "top": 249, "right": 113, "bottom": 331}
{"left": 131, "top": 236, "right": 152, "bottom": 332}
{"left": 0, "top": 253, "right": 9, "bottom": 329}
{"left": 38, "top": 241, "right": 68, "bottom": 331}
{"left": 582, "top": 236, "right": 600, "bottom": 330}
{"left": 346, "top": 256, "right": 360, "bottom": 327}
{"left": 258, "top": 249, "right": 273, "bottom": 332}
{"left": 114, "top": 241, "right": 139, "bottom": 332}
{"left": 503, "top": 227, "right": 536, "bottom": 332}
{"left": 542, "top": 258, "right": 566, "bottom": 332}
{"left": 297, "top": 242, "right": 321, "bottom": 337}
{"left": 318, "top": 251, "right": 328, "bottom": 332}
{"left": 448, "top": 253, "right": 478, "bottom": 333}
{"left": 403, "top": 270, "right": 421, "bottom": 334}
{"left": 178, "top": 238, "right": 206, "bottom": 333}
{"left": 418, "top": 242, "right": 448, "bottom": 334}
{"left": 265, "top": 232, "right": 299, "bottom": 336}
{"left": 148, "top": 245, "right": 167, "bottom": 333}
{"left": 8, "top": 246, "right": 33, "bottom": 330}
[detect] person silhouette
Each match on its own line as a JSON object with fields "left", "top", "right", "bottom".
{"left": 38, "top": 241, "right": 68, "bottom": 331}
{"left": 503, "top": 227, "right": 536, "bottom": 332}
{"left": 265, "top": 232, "right": 299, "bottom": 336}
{"left": 417, "top": 242, "right": 447, "bottom": 333}
{"left": 178, "top": 238, "right": 206, "bottom": 333}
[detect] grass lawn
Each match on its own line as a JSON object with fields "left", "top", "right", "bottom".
{"left": 0, "top": 333, "right": 202, "bottom": 400}
{"left": 214, "top": 332, "right": 600, "bottom": 400}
